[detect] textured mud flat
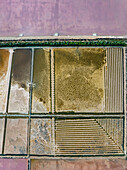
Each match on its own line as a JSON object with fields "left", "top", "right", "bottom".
{"left": 30, "top": 119, "right": 51, "bottom": 154}
{"left": 8, "top": 49, "right": 31, "bottom": 113}
{"left": 4, "top": 119, "right": 28, "bottom": 154}
{"left": 31, "top": 159, "right": 127, "bottom": 170}
{"left": 32, "top": 49, "right": 51, "bottom": 113}
{"left": 55, "top": 48, "right": 106, "bottom": 112}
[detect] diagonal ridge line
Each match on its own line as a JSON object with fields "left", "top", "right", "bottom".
{"left": 94, "top": 119, "right": 123, "bottom": 153}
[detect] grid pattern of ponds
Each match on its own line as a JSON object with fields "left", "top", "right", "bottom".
{"left": 0, "top": 47, "right": 125, "bottom": 159}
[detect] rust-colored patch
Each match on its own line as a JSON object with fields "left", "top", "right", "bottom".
{"left": 0, "top": 49, "right": 9, "bottom": 77}
{"left": 0, "top": 49, "right": 10, "bottom": 112}
{"left": 55, "top": 48, "right": 106, "bottom": 112}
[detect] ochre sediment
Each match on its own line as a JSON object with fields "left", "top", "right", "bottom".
{"left": 32, "top": 49, "right": 51, "bottom": 113}
{"left": 0, "top": 49, "right": 10, "bottom": 112}
{"left": 55, "top": 48, "right": 106, "bottom": 112}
